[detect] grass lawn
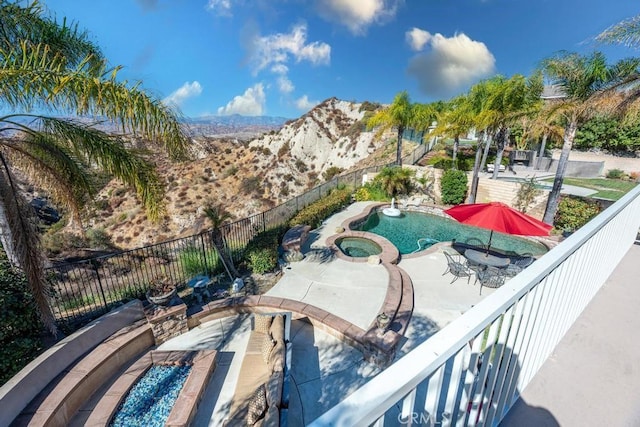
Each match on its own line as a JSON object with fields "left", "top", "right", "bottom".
{"left": 542, "top": 177, "right": 638, "bottom": 201}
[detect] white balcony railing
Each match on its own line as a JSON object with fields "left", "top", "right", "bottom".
{"left": 311, "top": 185, "right": 640, "bottom": 427}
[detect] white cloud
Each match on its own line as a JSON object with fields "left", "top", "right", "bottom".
{"left": 206, "top": 0, "right": 233, "bottom": 16}
{"left": 250, "top": 23, "right": 331, "bottom": 75}
{"left": 407, "top": 31, "right": 496, "bottom": 98}
{"left": 316, "top": 0, "right": 399, "bottom": 35}
{"left": 271, "top": 64, "right": 289, "bottom": 75}
{"left": 163, "top": 81, "right": 202, "bottom": 106}
{"left": 217, "top": 83, "right": 266, "bottom": 116}
{"left": 277, "top": 76, "right": 295, "bottom": 94}
{"left": 405, "top": 27, "right": 431, "bottom": 51}
{"left": 295, "top": 95, "right": 319, "bottom": 111}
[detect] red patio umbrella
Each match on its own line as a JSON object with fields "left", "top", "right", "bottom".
{"left": 444, "top": 202, "right": 552, "bottom": 253}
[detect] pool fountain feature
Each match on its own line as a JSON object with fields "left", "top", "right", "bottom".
{"left": 382, "top": 198, "right": 402, "bottom": 217}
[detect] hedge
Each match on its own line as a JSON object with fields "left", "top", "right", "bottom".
{"left": 288, "top": 188, "right": 352, "bottom": 229}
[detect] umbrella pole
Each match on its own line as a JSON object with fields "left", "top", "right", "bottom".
{"left": 486, "top": 230, "right": 494, "bottom": 255}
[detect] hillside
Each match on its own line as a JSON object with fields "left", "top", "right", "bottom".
{"left": 73, "top": 98, "right": 396, "bottom": 251}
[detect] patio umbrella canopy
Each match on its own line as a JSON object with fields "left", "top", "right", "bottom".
{"left": 444, "top": 202, "right": 552, "bottom": 252}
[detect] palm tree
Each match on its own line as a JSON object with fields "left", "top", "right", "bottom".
{"left": 203, "top": 203, "right": 240, "bottom": 280}
{"left": 541, "top": 51, "right": 640, "bottom": 224}
{"left": 432, "top": 95, "right": 475, "bottom": 170}
{"left": 374, "top": 166, "right": 415, "bottom": 198}
{"left": 596, "top": 15, "right": 640, "bottom": 48}
{"left": 1, "top": 1, "right": 189, "bottom": 333}
{"left": 367, "top": 91, "right": 414, "bottom": 166}
{"left": 485, "top": 74, "right": 543, "bottom": 179}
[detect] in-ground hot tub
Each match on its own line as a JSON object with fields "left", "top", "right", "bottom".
{"left": 335, "top": 236, "right": 382, "bottom": 258}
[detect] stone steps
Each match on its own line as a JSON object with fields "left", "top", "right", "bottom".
{"left": 16, "top": 323, "right": 154, "bottom": 427}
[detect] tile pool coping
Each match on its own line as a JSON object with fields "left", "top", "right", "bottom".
{"left": 86, "top": 349, "right": 217, "bottom": 426}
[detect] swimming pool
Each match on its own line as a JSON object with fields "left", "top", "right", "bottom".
{"left": 356, "top": 210, "right": 548, "bottom": 256}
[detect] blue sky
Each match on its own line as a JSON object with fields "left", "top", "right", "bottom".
{"left": 46, "top": 0, "right": 638, "bottom": 118}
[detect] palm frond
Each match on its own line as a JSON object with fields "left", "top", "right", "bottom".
{"left": 596, "top": 14, "right": 640, "bottom": 48}
{"left": 0, "top": 152, "right": 54, "bottom": 334}
{"left": 0, "top": 125, "right": 94, "bottom": 223}
{"left": 38, "top": 117, "right": 166, "bottom": 220}
{"left": 0, "top": 0, "right": 104, "bottom": 70}
{"left": 1, "top": 42, "right": 189, "bottom": 159}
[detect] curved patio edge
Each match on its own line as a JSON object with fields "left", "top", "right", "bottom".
{"left": 188, "top": 295, "right": 402, "bottom": 366}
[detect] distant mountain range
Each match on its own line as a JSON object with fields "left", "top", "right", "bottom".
{"left": 5, "top": 114, "right": 291, "bottom": 140}
{"left": 183, "top": 114, "right": 290, "bottom": 139}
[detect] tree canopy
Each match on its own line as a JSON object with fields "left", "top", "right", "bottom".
{"left": 0, "top": 0, "right": 190, "bottom": 333}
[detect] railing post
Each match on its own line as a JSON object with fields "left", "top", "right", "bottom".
{"left": 92, "top": 260, "right": 109, "bottom": 313}
{"left": 262, "top": 211, "right": 266, "bottom": 232}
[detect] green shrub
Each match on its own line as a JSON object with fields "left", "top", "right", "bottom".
{"left": 289, "top": 188, "right": 352, "bottom": 228}
{"left": 247, "top": 248, "right": 278, "bottom": 274}
{"left": 240, "top": 176, "right": 261, "bottom": 194}
{"left": 86, "top": 228, "right": 114, "bottom": 249}
{"left": 244, "top": 226, "right": 287, "bottom": 274}
{"left": 426, "top": 154, "right": 452, "bottom": 169}
{"left": 554, "top": 196, "right": 602, "bottom": 232}
{"left": 440, "top": 169, "right": 468, "bottom": 205}
{"left": 323, "top": 166, "right": 344, "bottom": 181}
{"left": 515, "top": 177, "right": 542, "bottom": 214}
{"left": 0, "top": 255, "right": 43, "bottom": 386}
{"left": 605, "top": 168, "right": 626, "bottom": 180}
{"left": 353, "top": 182, "right": 389, "bottom": 201}
{"left": 41, "top": 231, "right": 87, "bottom": 257}
{"left": 178, "top": 245, "right": 221, "bottom": 277}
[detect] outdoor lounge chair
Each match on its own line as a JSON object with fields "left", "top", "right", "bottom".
{"left": 443, "top": 251, "right": 475, "bottom": 284}
{"left": 476, "top": 266, "right": 507, "bottom": 295}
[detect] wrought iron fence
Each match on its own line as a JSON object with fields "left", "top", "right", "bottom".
{"left": 47, "top": 141, "right": 430, "bottom": 330}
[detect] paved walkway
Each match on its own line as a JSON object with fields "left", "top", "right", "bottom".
{"left": 501, "top": 243, "right": 640, "bottom": 427}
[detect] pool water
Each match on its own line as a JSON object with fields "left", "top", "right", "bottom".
{"left": 110, "top": 365, "right": 191, "bottom": 427}
{"left": 357, "top": 211, "right": 548, "bottom": 256}
{"left": 336, "top": 237, "right": 382, "bottom": 257}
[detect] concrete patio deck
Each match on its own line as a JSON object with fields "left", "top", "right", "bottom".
{"left": 155, "top": 202, "right": 499, "bottom": 425}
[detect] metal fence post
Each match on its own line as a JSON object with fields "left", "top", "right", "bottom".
{"left": 92, "top": 261, "right": 109, "bottom": 313}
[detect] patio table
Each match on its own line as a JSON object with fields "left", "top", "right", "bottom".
{"left": 464, "top": 248, "right": 510, "bottom": 268}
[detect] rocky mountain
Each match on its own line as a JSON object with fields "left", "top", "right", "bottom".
{"left": 64, "top": 98, "right": 394, "bottom": 251}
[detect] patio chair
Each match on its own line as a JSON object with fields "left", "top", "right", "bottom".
{"left": 504, "top": 254, "right": 535, "bottom": 277}
{"left": 465, "top": 237, "right": 487, "bottom": 251}
{"left": 476, "top": 266, "right": 507, "bottom": 295}
{"left": 443, "top": 251, "right": 475, "bottom": 284}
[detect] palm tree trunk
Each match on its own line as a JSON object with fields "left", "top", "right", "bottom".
{"left": 480, "top": 132, "right": 493, "bottom": 172}
{"left": 396, "top": 126, "right": 405, "bottom": 166}
{"left": 536, "top": 132, "right": 548, "bottom": 170}
{"left": 0, "top": 201, "right": 19, "bottom": 266}
{"left": 491, "top": 127, "right": 509, "bottom": 179}
{"left": 468, "top": 134, "right": 486, "bottom": 203}
{"left": 452, "top": 136, "right": 459, "bottom": 170}
{"left": 212, "top": 231, "right": 240, "bottom": 280}
{"left": 543, "top": 121, "right": 577, "bottom": 224}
